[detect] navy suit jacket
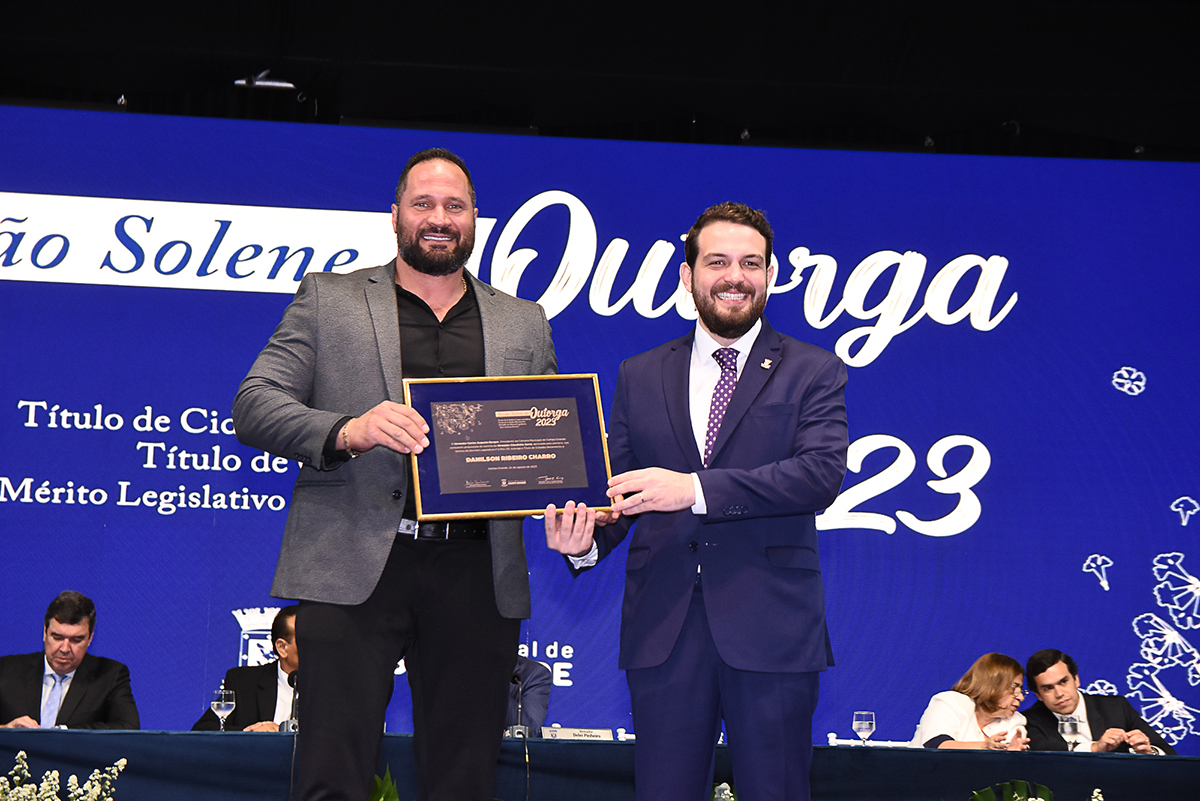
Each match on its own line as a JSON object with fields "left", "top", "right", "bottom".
{"left": 588, "top": 319, "right": 848, "bottom": 672}
{"left": 192, "top": 661, "right": 282, "bottom": 731}
{"left": 506, "top": 656, "right": 551, "bottom": 737}
{"left": 1024, "top": 693, "right": 1176, "bottom": 754}
{"left": 0, "top": 652, "right": 140, "bottom": 729}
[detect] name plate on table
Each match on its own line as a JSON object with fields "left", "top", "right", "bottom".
{"left": 544, "top": 726, "right": 615, "bottom": 741}
{"left": 403, "top": 374, "right": 613, "bottom": 520}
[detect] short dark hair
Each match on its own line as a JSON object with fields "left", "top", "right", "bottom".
{"left": 951, "top": 652, "right": 1024, "bottom": 714}
{"left": 394, "top": 147, "right": 476, "bottom": 208}
{"left": 1026, "top": 649, "right": 1079, "bottom": 684}
{"left": 683, "top": 201, "right": 774, "bottom": 269}
{"left": 271, "top": 605, "right": 299, "bottom": 657}
{"left": 44, "top": 591, "right": 96, "bottom": 633}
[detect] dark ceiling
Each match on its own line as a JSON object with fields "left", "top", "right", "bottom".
{"left": 3, "top": 2, "right": 1197, "bottom": 161}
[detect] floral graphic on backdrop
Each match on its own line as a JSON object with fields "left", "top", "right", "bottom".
{"left": 1122, "top": 553, "right": 1200, "bottom": 746}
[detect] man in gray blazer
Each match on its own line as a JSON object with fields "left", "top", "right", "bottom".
{"left": 234, "top": 148, "right": 556, "bottom": 801}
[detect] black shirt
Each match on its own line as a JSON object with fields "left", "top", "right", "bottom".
{"left": 393, "top": 280, "right": 485, "bottom": 380}
{"left": 323, "top": 277, "right": 485, "bottom": 520}
{"left": 394, "top": 280, "right": 484, "bottom": 519}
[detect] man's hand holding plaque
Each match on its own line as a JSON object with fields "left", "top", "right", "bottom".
{"left": 607, "top": 467, "right": 696, "bottom": 514}
{"left": 544, "top": 501, "right": 597, "bottom": 558}
{"left": 340, "top": 400, "right": 431, "bottom": 456}
{"left": 544, "top": 501, "right": 621, "bottom": 559}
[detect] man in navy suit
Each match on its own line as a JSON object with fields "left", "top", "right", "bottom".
{"left": 1023, "top": 649, "right": 1175, "bottom": 755}
{"left": 0, "top": 591, "right": 139, "bottom": 730}
{"left": 547, "top": 202, "right": 848, "bottom": 801}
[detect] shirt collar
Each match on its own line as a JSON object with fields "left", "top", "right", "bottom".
{"left": 43, "top": 657, "right": 76, "bottom": 683}
{"left": 692, "top": 319, "right": 763, "bottom": 366}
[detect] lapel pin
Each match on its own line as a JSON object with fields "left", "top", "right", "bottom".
{"left": 760, "top": 359, "right": 773, "bottom": 369}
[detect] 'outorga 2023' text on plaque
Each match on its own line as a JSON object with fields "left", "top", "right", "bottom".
{"left": 431, "top": 398, "right": 588, "bottom": 494}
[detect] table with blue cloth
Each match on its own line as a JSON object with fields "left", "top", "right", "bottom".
{"left": 1, "top": 730, "right": 1196, "bottom": 800}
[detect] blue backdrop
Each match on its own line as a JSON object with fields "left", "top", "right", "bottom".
{"left": 2, "top": 105, "right": 1198, "bottom": 751}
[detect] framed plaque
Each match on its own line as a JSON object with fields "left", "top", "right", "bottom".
{"left": 403, "top": 374, "right": 613, "bottom": 520}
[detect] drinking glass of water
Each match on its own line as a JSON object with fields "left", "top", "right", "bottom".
{"left": 211, "top": 688, "right": 236, "bottom": 732}
{"left": 1058, "top": 718, "right": 1080, "bottom": 750}
{"left": 852, "top": 711, "right": 876, "bottom": 743}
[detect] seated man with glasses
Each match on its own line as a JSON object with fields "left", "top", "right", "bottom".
{"left": 1024, "top": 649, "right": 1175, "bottom": 754}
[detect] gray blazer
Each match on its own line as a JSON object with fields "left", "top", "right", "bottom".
{"left": 233, "top": 261, "right": 557, "bottom": 617}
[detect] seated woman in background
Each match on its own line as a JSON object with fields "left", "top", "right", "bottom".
{"left": 911, "top": 652, "right": 1030, "bottom": 750}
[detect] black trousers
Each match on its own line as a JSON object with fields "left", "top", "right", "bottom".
{"left": 295, "top": 536, "right": 520, "bottom": 801}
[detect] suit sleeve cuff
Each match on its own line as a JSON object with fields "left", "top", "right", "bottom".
{"left": 323, "top": 415, "right": 354, "bottom": 464}
{"left": 690, "top": 473, "right": 706, "bottom": 515}
{"left": 567, "top": 541, "right": 599, "bottom": 569}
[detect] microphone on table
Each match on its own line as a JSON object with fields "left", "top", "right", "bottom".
{"left": 505, "top": 671, "right": 531, "bottom": 739}
{"left": 281, "top": 671, "right": 299, "bottom": 733}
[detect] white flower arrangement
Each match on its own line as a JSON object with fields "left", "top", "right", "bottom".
{"left": 0, "top": 751, "right": 126, "bottom": 801}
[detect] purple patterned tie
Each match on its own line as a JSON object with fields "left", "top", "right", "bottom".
{"left": 703, "top": 347, "right": 739, "bottom": 467}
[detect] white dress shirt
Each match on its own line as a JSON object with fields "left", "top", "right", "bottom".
{"left": 687, "top": 320, "right": 762, "bottom": 513}
{"left": 273, "top": 663, "right": 295, "bottom": 725}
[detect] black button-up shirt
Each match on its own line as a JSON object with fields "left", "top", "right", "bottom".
{"left": 324, "top": 278, "right": 485, "bottom": 520}
{"left": 394, "top": 280, "right": 484, "bottom": 519}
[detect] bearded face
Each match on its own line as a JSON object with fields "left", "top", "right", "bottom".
{"left": 684, "top": 222, "right": 772, "bottom": 341}
{"left": 392, "top": 158, "right": 477, "bottom": 277}
{"left": 691, "top": 275, "right": 768, "bottom": 340}
{"left": 396, "top": 216, "right": 476, "bottom": 276}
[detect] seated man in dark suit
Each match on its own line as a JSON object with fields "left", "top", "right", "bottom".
{"left": 505, "top": 656, "right": 551, "bottom": 737}
{"left": 1024, "top": 649, "right": 1175, "bottom": 754}
{"left": 193, "top": 605, "right": 299, "bottom": 731}
{"left": 0, "top": 590, "right": 139, "bottom": 729}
